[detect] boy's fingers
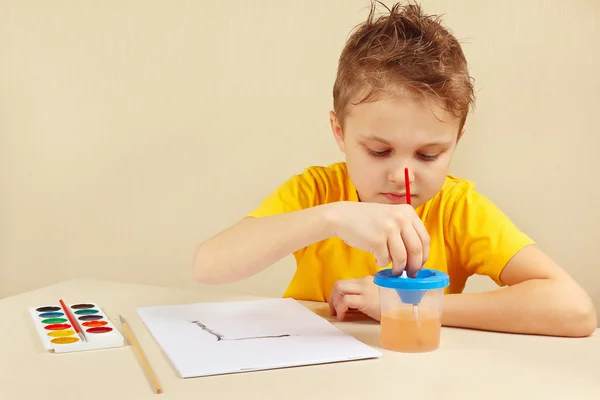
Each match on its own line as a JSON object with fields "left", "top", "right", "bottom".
{"left": 329, "top": 280, "right": 366, "bottom": 320}
{"left": 411, "top": 216, "right": 430, "bottom": 265}
{"left": 373, "top": 241, "right": 391, "bottom": 267}
{"left": 329, "top": 291, "right": 347, "bottom": 320}
{"left": 333, "top": 294, "right": 364, "bottom": 321}
{"left": 332, "top": 279, "right": 363, "bottom": 295}
{"left": 328, "top": 297, "right": 337, "bottom": 316}
{"left": 329, "top": 280, "right": 357, "bottom": 317}
{"left": 401, "top": 226, "right": 423, "bottom": 278}
{"left": 387, "top": 229, "right": 407, "bottom": 276}
{"left": 341, "top": 294, "right": 363, "bottom": 310}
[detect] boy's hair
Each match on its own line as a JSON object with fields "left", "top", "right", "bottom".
{"left": 333, "top": 1, "right": 475, "bottom": 130}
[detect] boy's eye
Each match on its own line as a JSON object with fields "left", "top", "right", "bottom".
{"left": 417, "top": 152, "right": 439, "bottom": 161}
{"left": 367, "top": 149, "right": 390, "bottom": 157}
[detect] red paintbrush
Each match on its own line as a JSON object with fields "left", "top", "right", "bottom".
{"left": 404, "top": 167, "right": 411, "bottom": 205}
{"left": 404, "top": 167, "right": 420, "bottom": 318}
{"left": 59, "top": 299, "right": 87, "bottom": 342}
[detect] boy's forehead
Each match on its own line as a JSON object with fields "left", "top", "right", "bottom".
{"left": 358, "top": 132, "right": 456, "bottom": 147}
{"left": 344, "top": 93, "right": 462, "bottom": 137}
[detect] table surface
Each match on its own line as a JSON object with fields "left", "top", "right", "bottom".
{"left": 1, "top": 279, "right": 599, "bottom": 400}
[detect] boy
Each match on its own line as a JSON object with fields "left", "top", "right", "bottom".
{"left": 193, "top": 1, "right": 596, "bottom": 337}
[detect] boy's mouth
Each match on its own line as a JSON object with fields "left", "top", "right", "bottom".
{"left": 382, "top": 193, "right": 411, "bottom": 204}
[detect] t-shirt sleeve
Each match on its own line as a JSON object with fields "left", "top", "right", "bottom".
{"left": 445, "top": 181, "right": 536, "bottom": 286}
{"left": 245, "top": 169, "right": 322, "bottom": 218}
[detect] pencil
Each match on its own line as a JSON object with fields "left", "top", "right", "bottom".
{"left": 59, "top": 299, "right": 86, "bottom": 342}
{"left": 119, "top": 314, "right": 163, "bottom": 394}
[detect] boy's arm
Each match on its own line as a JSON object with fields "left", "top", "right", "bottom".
{"left": 442, "top": 244, "right": 597, "bottom": 337}
{"left": 192, "top": 205, "right": 335, "bottom": 284}
{"left": 194, "top": 199, "right": 431, "bottom": 285}
{"left": 193, "top": 167, "right": 330, "bottom": 284}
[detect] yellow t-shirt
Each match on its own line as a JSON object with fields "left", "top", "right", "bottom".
{"left": 247, "top": 162, "right": 534, "bottom": 302}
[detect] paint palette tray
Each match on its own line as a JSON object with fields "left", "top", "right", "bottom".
{"left": 29, "top": 302, "right": 124, "bottom": 353}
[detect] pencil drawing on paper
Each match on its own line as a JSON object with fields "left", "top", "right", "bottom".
{"left": 190, "top": 320, "right": 293, "bottom": 341}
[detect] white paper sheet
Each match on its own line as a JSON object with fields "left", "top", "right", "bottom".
{"left": 136, "top": 298, "right": 382, "bottom": 378}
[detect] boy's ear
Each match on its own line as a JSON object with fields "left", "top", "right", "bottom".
{"left": 457, "top": 124, "right": 466, "bottom": 142}
{"left": 329, "top": 110, "right": 346, "bottom": 153}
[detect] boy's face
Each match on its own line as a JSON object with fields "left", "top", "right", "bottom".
{"left": 330, "top": 93, "right": 463, "bottom": 209}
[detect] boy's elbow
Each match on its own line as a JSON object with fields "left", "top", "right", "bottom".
{"left": 575, "top": 302, "right": 597, "bottom": 337}
{"left": 192, "top": 264, "right": 211, "bottom": 285}
{"left": 192, "top": 245, "right": 219, "bottom": 285}
{"left": 564, "top": 296, "right": 597, "bottom": 337}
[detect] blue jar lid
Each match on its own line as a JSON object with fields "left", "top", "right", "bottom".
{"left": 374, "top": 268, "right": 450, "bottom": 290}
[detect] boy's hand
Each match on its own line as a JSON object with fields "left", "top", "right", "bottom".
{"left": 329, "top": 201, "right": 430, "bottom": 277}
{"left": 328, "top": 276, "right": 380, "bottom": 321}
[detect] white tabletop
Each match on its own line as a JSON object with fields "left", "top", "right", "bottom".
{"left": 1, "top": 279, "right": 599, "bottom": 399}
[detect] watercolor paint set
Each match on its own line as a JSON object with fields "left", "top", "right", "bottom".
{"left": 29, "top": 301, "right": 124, "bottom": 353}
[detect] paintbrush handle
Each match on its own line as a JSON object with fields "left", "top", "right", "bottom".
{"left": 59, "top": 299, "right": 87, "bottom": 342}
{"left": 119, "top": 315, "right": 162, "bottom": 394}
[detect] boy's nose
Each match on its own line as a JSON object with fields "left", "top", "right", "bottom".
{"left": 388, "top": 164, "right": 414, "bottom": 185}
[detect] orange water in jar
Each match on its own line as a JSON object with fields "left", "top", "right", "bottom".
{"left": 380, "top": 308, "right": 441, "bottom": 353}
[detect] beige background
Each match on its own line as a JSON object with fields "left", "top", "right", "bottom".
{"left": 1, "top": 0, "right": 599, "bottom": 320}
